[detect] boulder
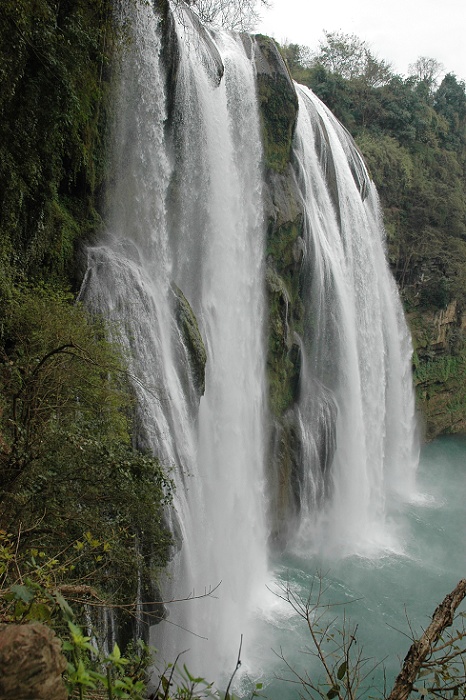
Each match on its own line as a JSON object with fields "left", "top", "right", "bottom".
{"left": 171, "top": 283, "right": 207, "bottom": 398}
{"left": 0, "top": 623, "right": 67, "bottom": 700}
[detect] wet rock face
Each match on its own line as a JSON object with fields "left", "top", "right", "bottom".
{"left": 0, "top": 623, "right": 67, "bottom": 700}
{"left": 411, "top": 299, "right": 466, "bottom": 439}
{"left": 267, "top": 416, "right": 303, "bottom": 551}
{"left": 172, "top": 283, "right": 207, "bottom": 399}
{"left": 156, "top": 0, "right": 224, "bottom": 118}
{"left": 254, "top": 35, "right": 298, "bottom": 174}
{"left": 254, "top": 40, "right": 305, "bottom": 422}
{"left": 252, "top": 37, "right": 307, "bottom": 542}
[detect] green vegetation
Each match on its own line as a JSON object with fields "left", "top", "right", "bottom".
{"left": 281, "top": 33, "right": 466, "bottom": 437}
{"left": 0, "top": 0, "right": 114, "bottom": 294}
{"left": 0, "top": 0, "right": 173, "bottom": 661}
{"left": 0, "top": 533, "right": 150, "bottom": 698}
{"left": 0, "top": 534, "right": 225, "bottom": 699}
{"left": 0, "top": 285, "right": 173, "bottom": 626}
{"left": 255, "top": 35, "right": 299, "bottom": 174}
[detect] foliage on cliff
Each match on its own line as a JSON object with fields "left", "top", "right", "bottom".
{"left": 0, "top": 0, "right": 173, "bottom": 650}
{"left": 0, "top": 0, "right": 114, "bottom": 294}
{"left": 282, "top": 35, "right": 466, "bottom": 437}
{"left": 0, "top": 285, "right": 173, "bottom": 625}
{"left": 255, "top": 35, "right": 299, "bottom": 175}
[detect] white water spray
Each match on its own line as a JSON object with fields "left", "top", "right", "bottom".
{"left": 292, "top": 85, "right": 419, "bottom": 557}
{"left": 156, "top": 11, "right": 268, "bottom": 679}
{"left": 82, "top": 3, "right": 268, "bottom": 683}
{"left": 80, "top": 2, "right": 420, "bottom": 686}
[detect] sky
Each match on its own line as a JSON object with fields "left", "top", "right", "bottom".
{"left": 256, "top": 0, "right": 466, "bottom": 81}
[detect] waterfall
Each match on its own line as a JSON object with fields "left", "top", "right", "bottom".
{"left": 292, "top": 85, "right": 419, "bottom": 556}
{"left": 155, "top": 8, "right": 268, "bottom": 679}
{"left": 81, "top": 1, "right": 268, "bottom": 683}
{"left": 79, "top": 0, "right": 419, "bottom": 686}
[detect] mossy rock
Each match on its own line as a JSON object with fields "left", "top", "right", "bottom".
{"left": 263, "top": 160, "right": 305, "bottom": 306}
{"left": 171, "top": 283, "right": 207, "bottom": 398}
{"left": 267, "top": 220, "right": 304, "bottom": 312}
{"left": 266, "top": 267, "right": 302, "bottom": 417}
{"left": 267, "top": 416, "right": 303, "bottom": 550}
{"left": 254, "top": 35, "right": 298, "bottom": 174}
{"left": 414, "top": 350, "right": 466, "bottom": 439}
{"left": 263, "top": 170, "right": 305, "bottom": 418}
{"left": 409, "top": 301, "right": 466, "bottom": 438}
{"left": 157, "top": 0, "right": 224, "bottom": 119}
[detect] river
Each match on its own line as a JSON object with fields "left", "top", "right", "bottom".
{"left": 236, "top": 435, "right": 466, "bottom": 698}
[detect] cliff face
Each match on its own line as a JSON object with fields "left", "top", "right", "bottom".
{"left": 0, "top": 0, "right": 114, "bottom": 295}
{"left": 253, "top": 36, "right": 303, "bottom": 543}
{"left": 410, "top": 301, "right": 466, "bottom": 438}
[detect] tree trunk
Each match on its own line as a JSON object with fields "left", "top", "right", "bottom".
{"left": 387, "top": 578, "right": 466, "bottom": 700}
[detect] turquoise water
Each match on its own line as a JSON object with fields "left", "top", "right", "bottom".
{"left": 238, "top": 436, "right": 466, "bottom": 698}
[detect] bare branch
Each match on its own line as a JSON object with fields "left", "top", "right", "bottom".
{"left": 387, "top": 579, "right": 466, "bottom": 700}
{"left": 224, "top": 634, "right": 243, "bottom": 699}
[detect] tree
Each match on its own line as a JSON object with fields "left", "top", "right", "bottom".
{"left": 280, "top": 42, "right": 314, "bottom": 72}
{"left": 183, "top": 0, "right": 269, "bottom": 31}
{"left": 0, "top": 284, "right": 173, "bottom": 617}
{"left": 276, "top": 576, "right": 466, "bottom": 700}
{"left": 409, "top": 56, "right": 445, "bottom": 89}
{"left": 434, "top": 73, "right": 466, "bottom": 149}
{"left": 388, "top": 579, "right": 466, "bottom": 700}
{"left": 313, "top": 31, "right": 392, "bottom": 87}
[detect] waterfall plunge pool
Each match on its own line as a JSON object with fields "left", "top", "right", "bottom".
{"left": 230, "top": 435, "right": 466, "bottom": 699}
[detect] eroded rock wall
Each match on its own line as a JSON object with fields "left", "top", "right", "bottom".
{"left": 253, "top": 36, "right": 305, "bottom": 546}
{"left": 411, "top": 301, "right": 466, "bottom": 438}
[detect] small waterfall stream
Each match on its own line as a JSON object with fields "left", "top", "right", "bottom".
{"left": 80, "top": 1, "right": 419, "bottom": 687}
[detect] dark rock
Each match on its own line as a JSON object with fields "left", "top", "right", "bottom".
{"left": 171, "top": 283, "right": 207, "bottom": 399}
{"left": 157, "top": 0, "right": 224, "bottom": 119}
{"left": 253, "top": 36, "right": 299, "bottom": 174}
{"left": 267, "top": 415, "right": 303, "bottom": 549}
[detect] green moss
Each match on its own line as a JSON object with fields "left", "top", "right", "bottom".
{"left": 0, "top": 0, "right": 114, "bottom": 290}
{"left": 257, "top": 72, "right": 298, "bottom": 173}
{"left": 172, "top": 284, "right": 207, "bottom": 397}
{"left": 267, "top": 219, "right": 304, "bottom": 320}
{"left": 409, "top": 305, "right": 466, "bottom": 438}
{"left": 266, "top": 267, "right": 302, "bottom": 417}
{"left": 414, "top": 351, "right": 466, "bottom": 438}
{"left": 255, "top": 36, "right": 298, "bottom": 174}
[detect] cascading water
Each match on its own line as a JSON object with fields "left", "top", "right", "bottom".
{"left": 156, "top": 9, "right": 269, "bottom": 679}
{"left": 80, "top": 0, "right": 420, "bottom": 688}
{"left": 291, "top": 85, "right": 419, "bottom": 557}
{"left": 81, "top": 0, "right": 268, "bottom": 683}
